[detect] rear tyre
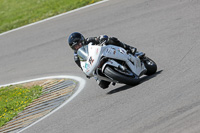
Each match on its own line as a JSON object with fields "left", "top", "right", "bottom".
{"left": 143, "top": 57, "right": 157, "bottom": 76}
{"left": 104, "top": 66, "right": 140, "bottom": 85}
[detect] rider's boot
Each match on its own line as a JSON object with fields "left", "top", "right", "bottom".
{"left": 116, "top": 41, "right": 145, "bottom": 58}
{"left": 128, "top": 46, "right": 137, "bottom": 55}
{"left": 109, "top": 38, "right": 138, "bottom": 55}
{"left": 125, "top": 44, "right": 145, "bottom": 59}
{"left": 124, "top": 44, "right": 139, "bottom": 56}
{"left": 136, "top": 51, "right": 145, "bottom": 59}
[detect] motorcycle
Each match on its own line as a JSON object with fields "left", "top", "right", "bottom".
{"left": 77, "top": 42, "right": 157, "bottom": 88}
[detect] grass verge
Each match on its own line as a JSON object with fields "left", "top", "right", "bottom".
{"left": 0, "top": 85, "right": 42, "bottom": 127}
{"left": 0, "top": 0, "right": 101, "bottom": 34}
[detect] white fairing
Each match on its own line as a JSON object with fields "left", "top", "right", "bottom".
{"left": 77, "top": 43, "right": 146, "bottom": 77}
{"left": 78, "top": 43, "right": 102, "bottom": 76}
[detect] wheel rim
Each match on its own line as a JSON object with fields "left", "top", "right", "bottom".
{"left": 147, "top": 60, "right": 154, "bottom": 65}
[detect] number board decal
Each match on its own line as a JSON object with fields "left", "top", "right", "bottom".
{"left": 89, "top": 57, "right": 94, "bottom": 65}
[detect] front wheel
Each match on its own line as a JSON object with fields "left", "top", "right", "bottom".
{"left": 142, "top": 57, "right": 157, "bottom": 76}
{"left": 104, "top": 66, "right": 140, "bottom": 85}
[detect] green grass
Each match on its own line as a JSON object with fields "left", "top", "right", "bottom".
{"left": 0, "top": 0, "right": 101, "bottom": 33}
{"left": 0, "top": 85, "right": 43, "bottom": 127}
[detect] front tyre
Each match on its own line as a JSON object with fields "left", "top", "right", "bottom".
{"left": 104, "top": 66, "right": 140, "bottom": 85}
{"left": 143, "top": 57, "right": 157, "bottom": 76}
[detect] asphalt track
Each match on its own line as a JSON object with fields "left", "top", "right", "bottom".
{"left": 0, "top": 0, "right": 200, "bottom": 132}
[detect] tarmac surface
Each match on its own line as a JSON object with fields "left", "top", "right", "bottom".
{"left": 0, "top": 0, "right": 200, "bottom": 132}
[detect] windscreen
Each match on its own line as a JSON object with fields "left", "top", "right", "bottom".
{"left": 77, "top": 45, "right": 88, "bottom": 61}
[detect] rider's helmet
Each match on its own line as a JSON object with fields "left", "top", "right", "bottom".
{"left": 68, "top": 32, "right": 85, "bottom": 51}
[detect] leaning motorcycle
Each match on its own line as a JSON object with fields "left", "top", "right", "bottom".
{"left": 77, "top": 42, "right": 157, "bottom": 88}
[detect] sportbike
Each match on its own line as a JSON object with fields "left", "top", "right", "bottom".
{"left": 77, "top": 42, "right": 157, "bottom": 88}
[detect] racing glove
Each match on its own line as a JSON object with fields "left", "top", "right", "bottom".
{"left": 98, "top": 35, "right": 109, "bottom": 44}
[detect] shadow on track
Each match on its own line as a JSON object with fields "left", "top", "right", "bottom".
{"left": 107, "top": 70, "right": 163, "bottom": 95}
{"left": 140, "top": 70, "right": 163, "bottom": 83}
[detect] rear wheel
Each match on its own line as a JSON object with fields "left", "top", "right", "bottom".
{"left": 142, "top": 57, "right": 157, "bottom": 76}
{"left": 104, "top": 66, "right": 140, "bottom": 85}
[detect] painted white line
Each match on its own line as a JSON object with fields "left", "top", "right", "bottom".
{"left": 0, "top": 75, "right": 86, "bottom": 133}
{"left": 0, "top": 0, "right": 109, "bottom": 36}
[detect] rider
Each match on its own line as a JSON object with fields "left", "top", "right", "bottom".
{"left": 68, "top": 32, "right": 140, "bottom": 89}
